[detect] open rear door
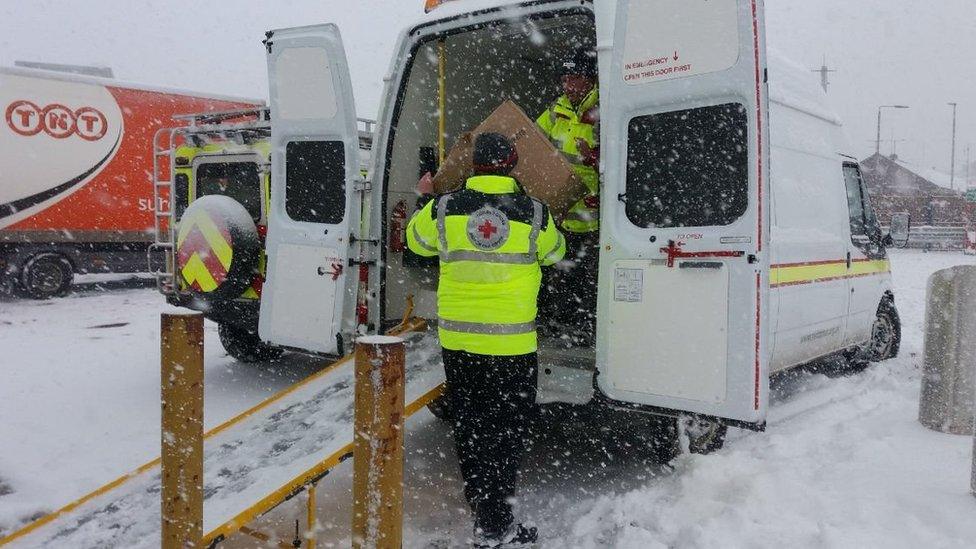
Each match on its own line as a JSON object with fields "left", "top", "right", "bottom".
{"left": 594, "top": 0, "right": 770, "bottom": 428}
{"left": 259, "top": 24, "right": 360, "bottom": 354}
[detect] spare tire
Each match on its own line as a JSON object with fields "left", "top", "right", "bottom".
{"left": 176, "top": 195, "right": 260, "bottom": 301}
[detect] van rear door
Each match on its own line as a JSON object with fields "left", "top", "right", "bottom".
{"left": 594, "top": 0, "right": 770, "bottom": 428}
{"left": 259, "top": 24, "right": 360, "bottom": 354}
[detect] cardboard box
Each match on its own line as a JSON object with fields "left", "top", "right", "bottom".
{"left": 432, "top": 100, "right": 585, "bottom": 222}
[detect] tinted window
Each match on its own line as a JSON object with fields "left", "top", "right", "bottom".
{"left": 174, "top": 172, "right": 189, "bottom": 219}
{"left": 285, "top": 140, "right": 346, "bottom": 224}
{"left": 626, "top": 103, "right": 748, "bottom": 228}
{"left": 196, "top": 162, "right": 262, "bottom": 221}
{"left": 843, "top": 164, "right": 867, "bottom": 236}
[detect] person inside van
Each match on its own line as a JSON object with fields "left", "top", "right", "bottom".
{"left": 536, "top": 47, "right": 600, "bottom": 344}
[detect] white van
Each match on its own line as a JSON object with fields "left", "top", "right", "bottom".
{"left": 256, "top": 0, "right": 902, "bottom": 440}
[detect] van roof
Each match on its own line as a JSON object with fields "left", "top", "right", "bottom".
{"left": 0, "top": 65, "right": 264, "bottom": 105}
{"left": 767, "top": 51, "right": 842, "bottom": 127}
{"left": 418, "top": 0, "right": 570, "bottom": 24}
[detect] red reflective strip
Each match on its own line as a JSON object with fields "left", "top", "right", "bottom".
{"left": 751, "top": 0, "right": 763, "bottom": 253}
{"left": 752, "top": 0, "right": 764, "bottom": 413}
{"left": 755, "top": 272, "right": 761, "bottom": 410}
{"left": 356, "top": 263, "right": 369, "bottom": 326}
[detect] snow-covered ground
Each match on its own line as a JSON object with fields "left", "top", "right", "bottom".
{"left": 243, "top": 249, "right": 976, "bottom": 548}
{"left": 0, "top": 276, "right": 332, "bottom": 537}
{"left": 2, "top": 250, "right": 976, "bottom": 547}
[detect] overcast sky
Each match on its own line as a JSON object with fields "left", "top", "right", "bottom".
{"left": 3, "top": 0, "right": 974, "bottom": 185}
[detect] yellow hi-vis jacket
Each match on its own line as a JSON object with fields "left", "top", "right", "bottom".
{"left": 406, "top": 175, "right": 566, "bottom": 356}
{"left": 536, "top": 88, "right": 600, "bottom": 234}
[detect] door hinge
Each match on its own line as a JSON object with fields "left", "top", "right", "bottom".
{"left": 349, "top": 258, "right": 377, "bottom": 267}
{"left": 748, "top": 254, "right": 758, "bottom": 264}
{"left": 350, "top": 235, "right": 380, "bottom": 245}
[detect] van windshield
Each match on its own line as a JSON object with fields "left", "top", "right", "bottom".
{"left": 625, "top": 103, "right": 749, "bottom": 228}
{"left": 196, "top": 161, "right": 262, "bottom": 221}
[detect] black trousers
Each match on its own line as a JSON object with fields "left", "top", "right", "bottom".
{"left": 442, "top": 348, "right": 538, "bottom": 537}
{"left": 541, "top": 231, "right": 599, "bottom": 339}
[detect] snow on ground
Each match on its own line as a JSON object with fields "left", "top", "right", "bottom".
{"left": 3, "top": 250, "right": 976, "bottom": 547}
{"left": 234, "top": 249, "right": 976, "bottom": 548}
{"left": 0, "top": 277, "right": 331, "bottom": 537}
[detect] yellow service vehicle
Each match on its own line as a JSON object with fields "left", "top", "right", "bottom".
{"left": 150, "top": 108, "right": 374, "bottom": 361}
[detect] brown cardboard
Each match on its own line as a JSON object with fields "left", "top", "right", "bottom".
{"left": 432, "top": 100, "right": 585, "bottom": 221}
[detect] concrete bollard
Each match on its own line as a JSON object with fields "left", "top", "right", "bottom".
{"left": 352, "top": 335, "right": 405, "bottom": 549}
{"left": 160, "top": 312, "right": 205, "bottom": 548}
{"left": 918, "top": 265, "right": 976, "bottom": 435}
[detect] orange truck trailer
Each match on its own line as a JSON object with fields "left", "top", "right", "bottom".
{"left": 0, "top": 65, "right": 262, "bottom": 298}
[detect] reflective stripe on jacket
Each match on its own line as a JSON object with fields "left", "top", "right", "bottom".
{"left": 536, "top": 88, "right": 600, "bottom": 233}
{"left": 406, "top": 175, "right": 566, "bottom": 356}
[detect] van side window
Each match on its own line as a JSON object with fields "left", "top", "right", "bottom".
{"left": 844, "top": 163, "right": 885, "bottom": 256}
{"left": 843, "top": 165, "right": 867, "bottom": 237}
{"left": 285, "top": 140, "right": 346, "bottom": 224}
{"left": 625, "top": 103, "right": 748, "bottom": 228}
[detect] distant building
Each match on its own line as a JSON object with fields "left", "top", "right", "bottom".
{"left": 860, "top": 153, "right": 972, "bottom": 226}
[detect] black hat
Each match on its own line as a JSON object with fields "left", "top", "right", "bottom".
{"left": 560, "top": 48, "right": 597, "bottom": 78}
{"left": 473, "top": 132, "right": 518, "bottom": 175}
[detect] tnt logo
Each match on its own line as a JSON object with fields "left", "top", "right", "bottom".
{"left": 5, "top": 100, "right": 108, "bottom": 141}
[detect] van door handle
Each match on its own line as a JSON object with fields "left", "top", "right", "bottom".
{"left": 846, "top": 251, "right": 851, "bottom": 269}
{"left": 679, "top": 261, "right": 723, "bottom": 270}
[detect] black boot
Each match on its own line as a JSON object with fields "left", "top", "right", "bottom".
{"left": 473, "top": 523, "right": 538, "bottom": 548}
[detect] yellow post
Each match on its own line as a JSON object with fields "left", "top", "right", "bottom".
{"left": 306, "top": 482, "right": 317, "bottom": 549}
{"left": 438, "top": 38, "right": 447, "bottom": 165}
{"left": 351, "top": 336, "right": 405, "bottom": 549}
{"left": 160, "top": 312, "right": 204, "bottom": 549}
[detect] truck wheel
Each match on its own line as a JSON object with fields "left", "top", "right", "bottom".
{"left": 217, "top": 323, "right": 283, "bottom": 363}
{"left": 865, "top": 299, "right": 901, "bottom": 361}
{"left": 20, "top": 253, "right": 73, "bottom": 299}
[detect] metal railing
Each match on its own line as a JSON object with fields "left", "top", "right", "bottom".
{"left": 882, "top": 223, "right": 969, "bottom": 251}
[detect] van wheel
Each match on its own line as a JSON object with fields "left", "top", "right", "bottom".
{"left": 865, "top": 299, "right": 901, "bottom": 361}
{"left": 678, "top": 416, "right": 728, "bottom": 455}
{"left": 643, "top": 415, "right": 727, "bottom": 463}
{"left": 20, "top": 253, "right": 73, "bottom": 299}
{"left": 217, "top": 323, "right": 283, "bottom": 363}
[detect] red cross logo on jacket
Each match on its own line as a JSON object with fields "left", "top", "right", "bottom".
{"left": 477, "top": 220, "right": 498, "bottom": 240}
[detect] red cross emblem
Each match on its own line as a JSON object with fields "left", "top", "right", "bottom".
{"left": 477, "top": 220, "right": 498, "bottom": 239}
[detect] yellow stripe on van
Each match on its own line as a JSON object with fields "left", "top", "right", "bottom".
{"left": 849, "top": 259, "right": 891, "bottom": 278}
{"left": 770, "top": 259, "right": 890, "bottom": 288}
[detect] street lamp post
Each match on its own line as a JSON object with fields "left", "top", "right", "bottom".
{"left": 949, "top": 102, "right": 958, "bottom": 191}
{"left": 876, "top": 105, "right": 910, "bottom": 155}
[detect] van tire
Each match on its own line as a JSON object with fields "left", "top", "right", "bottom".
{"left": 217, "top": 323, "right": 283, "bottom": 363}
{"left": 866, "top": 298, "right": 901, "bottom": 361}
{"left": 20, "top": 253, "right": 74, "bottom": 299}
{"left": 643, "top": 416, "right": 727, "bottom": 463}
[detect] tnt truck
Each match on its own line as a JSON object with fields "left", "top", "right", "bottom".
{"left": 0, "top": 65, "right": 262, "bottom": 298}
{"left": 166, "top": 0, "right": 908, "bottom": 454}
{"left": 152, "top": 108, "right": 375, "bottom": 361}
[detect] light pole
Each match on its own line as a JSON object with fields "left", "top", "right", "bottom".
{"left": 948, "top": 102, "right": 958, "bottom": 190}
{"left": 876, "top": 105, "right": 910, "bottom": 155}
